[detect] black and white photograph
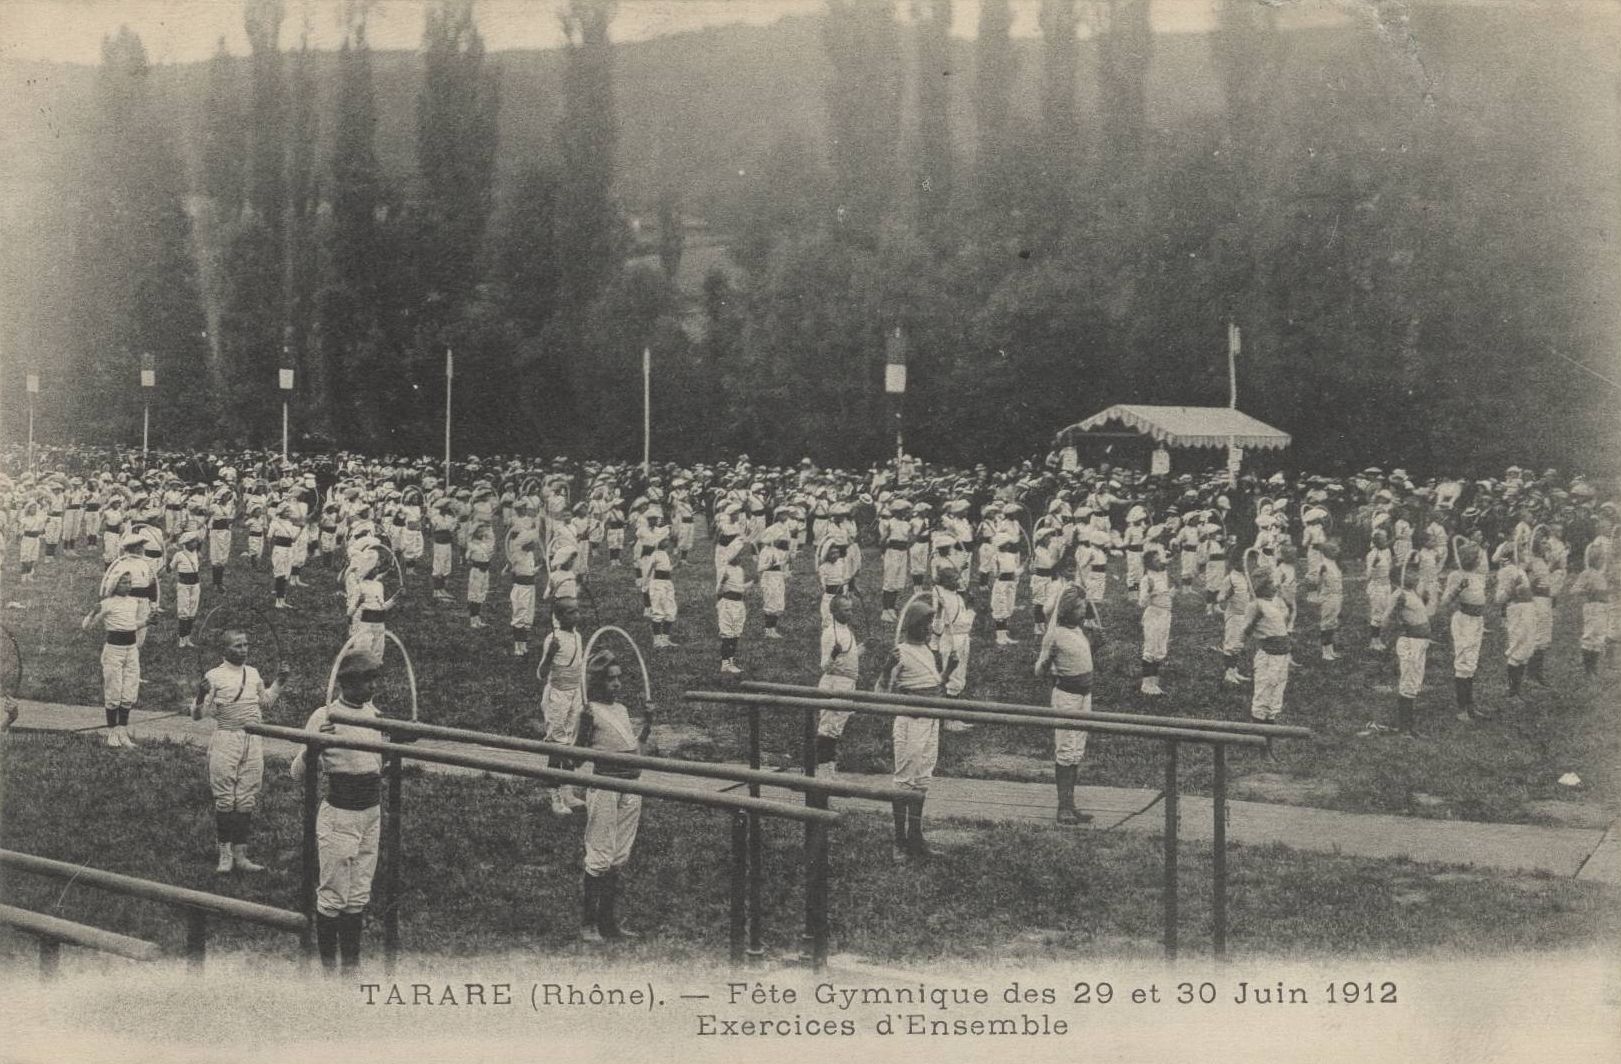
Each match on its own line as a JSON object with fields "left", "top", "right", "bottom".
{"left": 0, "top": 1, "right": 1617, "bottom": 1061}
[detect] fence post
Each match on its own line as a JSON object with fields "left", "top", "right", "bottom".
{"left": 1213, "top": 743, "right": 1228, "bottom": 960}
{"left": 729, "top": 811, "right": 748, "bottom": 967}
{"left": 801, "top": 705, "right": 817, "bottom": 778}
{"left": 300, "top": 738, "right": 322, "bottom": 966}
{"left": 37, "top": 938, "right": 60, "bottom": 980}
{"left": 1163, "top": 740, "right": 1179, "bottom": 960}
{"left": 799, "top": 705, "right": 817, "bottom": 961}
{"left": 746, "top": 705, "right": 764, "bottom": 966}
{"left": 185, "top": 908, "right": 208, "bottom": 972}
{"left": 805, "top": 792, "right": 830, "bottom": 972}
{"left": 384, "top": 751, "right": 403, "bottom": 974}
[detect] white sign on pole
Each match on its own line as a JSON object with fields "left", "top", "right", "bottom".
{"left": 279, "top": 369, "right": 295, "bottom": 390}
{"left": 885, "top": 363, "right": 907, "bottom": 394}
{"left": 26, "top": 374, "right": 39, "bottom": 394}
{"left": 1227, "top": 444, "right": 1244, "bottom": 478}
{"left": 140, "top": 370, "right": 155, "bottom": 388}
{"left": 1151, "top": 447, "right": 1171, "bottom": 476}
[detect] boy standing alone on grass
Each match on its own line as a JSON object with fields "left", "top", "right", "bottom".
{"left": 193, "top": 630, "right": 289, "bottom": 874}
{"left": 83, "top": 534, "right": 151, "bottom": 748}
{"left": 576, "top": 650, "right": 652, "bottom": 943}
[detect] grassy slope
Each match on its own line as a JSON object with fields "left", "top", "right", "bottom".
{"left": 2, "top": 523, "right": 1615, "bottom": 824}
{"left": 1, "top": 731, "right": 1615, "bottom": 966}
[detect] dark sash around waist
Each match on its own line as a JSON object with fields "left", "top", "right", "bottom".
{"left": 823, "top": 585, "right": 843, "bottom": 596}
{"left": 886, "top": 540, "right": 909, "bottom": 550}
{"left": 177, "top": 572, "right": 199, "bottom": 585}
{"left": 652, "top": 569, "right": 672, "bottom": 580}
{"left": 1456, "top": 602, "right": 1485, "bottom": 617}
{"left": 1033, "top": 567, "right": 1054, "bottom": 577}
{"left": 997, "top": 573, "right": 1016, "bottom": 581}
{"left": 359, "top": 609, "right": 386, "bottom": 623}
{"left": 433, "top": 531, "right": 454, "bottom": 544}
{"left": 719, "top": 590, "right": 745, "bottom": 601}
{"left": 470, "top": 560, "right": 491, "bottom": 571}
{"left": 511, "top": 574, "right": 535, "bottom": 586}
{"left": 326, "top": 772, "right": 381, "bottom": 811}
{"left": 212, "top": 520, "right": 231, "bottom": 530}
{"left": 105, "top": 630, "right": 138, "bottom": 646}
{"left": 272, "top": 536, "right": 294, "bottom": 547}
{"left": 1258, "top": 636, "right": 1291, "bottom": 655}
{"left": 1054, "top": 673, "right": 1093, "bottom": 695}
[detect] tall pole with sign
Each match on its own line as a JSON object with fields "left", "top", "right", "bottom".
{"left": 26, "top": 370, "right": 39, "bottom": 473}
{"left": 884, "top": 326, "right": 907, "bottom": 464}
{"left": 140, "top": 352, "right": 155, "bottom": 463}
{"left": 642, "top": 347, "right": 651, "bottom": 474}
{"left": 279, "top": 366, "right": 294, "bottom": 461}
{"left": 444, "top": 348, "right": 453, "bottom": 487}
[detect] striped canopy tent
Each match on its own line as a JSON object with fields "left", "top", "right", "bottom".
{"left": 1059, "top": 405, "right": 1291, "bottom": 451}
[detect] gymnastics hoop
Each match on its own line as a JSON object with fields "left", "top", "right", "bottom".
{"left": 192, "top": 604, "right": 284, "bottom": 682}
{"left": 325, "top": 628, "right": 420, "bottom": 722}
{"left": 582, "top": 625, "right": 654, "bottom": 708}
{"left": 1241, "top": 546, "right": 1263, "bottom": 589}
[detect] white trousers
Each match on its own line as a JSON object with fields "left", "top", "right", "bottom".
{"left": 1504, "top": 602, "right": 1534, "bottom": 665}
{"left": 1250, "top": 651, "right": 1288, "bottom": 720}
{"left": 1580, "top": 602, "right": 1607, "bottom": 652}
{"left": 315, "top": 802, "right": 380, "bottom": 917}
{"left": 583, "top": 788, "right": 641, "bottom": 875}
{"left": 1141, "top": 605, "right": 1171, "bottom": 663}
{"left": 817, "top": 674, "right": 856, "bottom": 738}
{"left": 1451, "top": 611, "right": 1483, "bottom": 678}
{"left": 1396, "top": 636, "right": 1428, "bottom": 698}
{"left": 100, "top": 642, "right": 140, "bottom": 708}
{"left": 1052, "top": 688, "right": 1090, "bottom": 766}
{"left": 892, "top": 715, "right": 939, "bottom": 790}
{"left": 208, "top": 729, "right": 264, "bottom": 813}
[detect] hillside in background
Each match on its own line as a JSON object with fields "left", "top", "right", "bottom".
{"left": 4, "top": 9, "right": 1614, "bottom": 244}
{"left": 1, "top": 3, "right": 1617, "bottom": 468}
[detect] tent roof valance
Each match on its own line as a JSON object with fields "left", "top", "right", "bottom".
{"left": 1060, "top": 405, "right": 1291, "bottom": 451}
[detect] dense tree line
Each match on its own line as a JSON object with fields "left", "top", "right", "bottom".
{"left": 33, "top": 0, "right": 1619, "bottom": 475}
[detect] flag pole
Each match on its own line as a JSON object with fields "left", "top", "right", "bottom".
{"left": 1228, "top": 322, "right": 1238, "bottom": 410}
{"left": 1227, "top": 322, "right": 1240, "bottom": 485}
{"left": 642, "top": 347, "right": 651, "bottom": 474}
{"left": 444, "top": 348, "right": 454, "bottom": 488}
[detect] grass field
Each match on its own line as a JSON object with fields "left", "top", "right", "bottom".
{"left": 2, "top": 730, "right": 1617, "bottom": 966}
{"left": 1, "top": 523, "right": 1616, "bottom": 825}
